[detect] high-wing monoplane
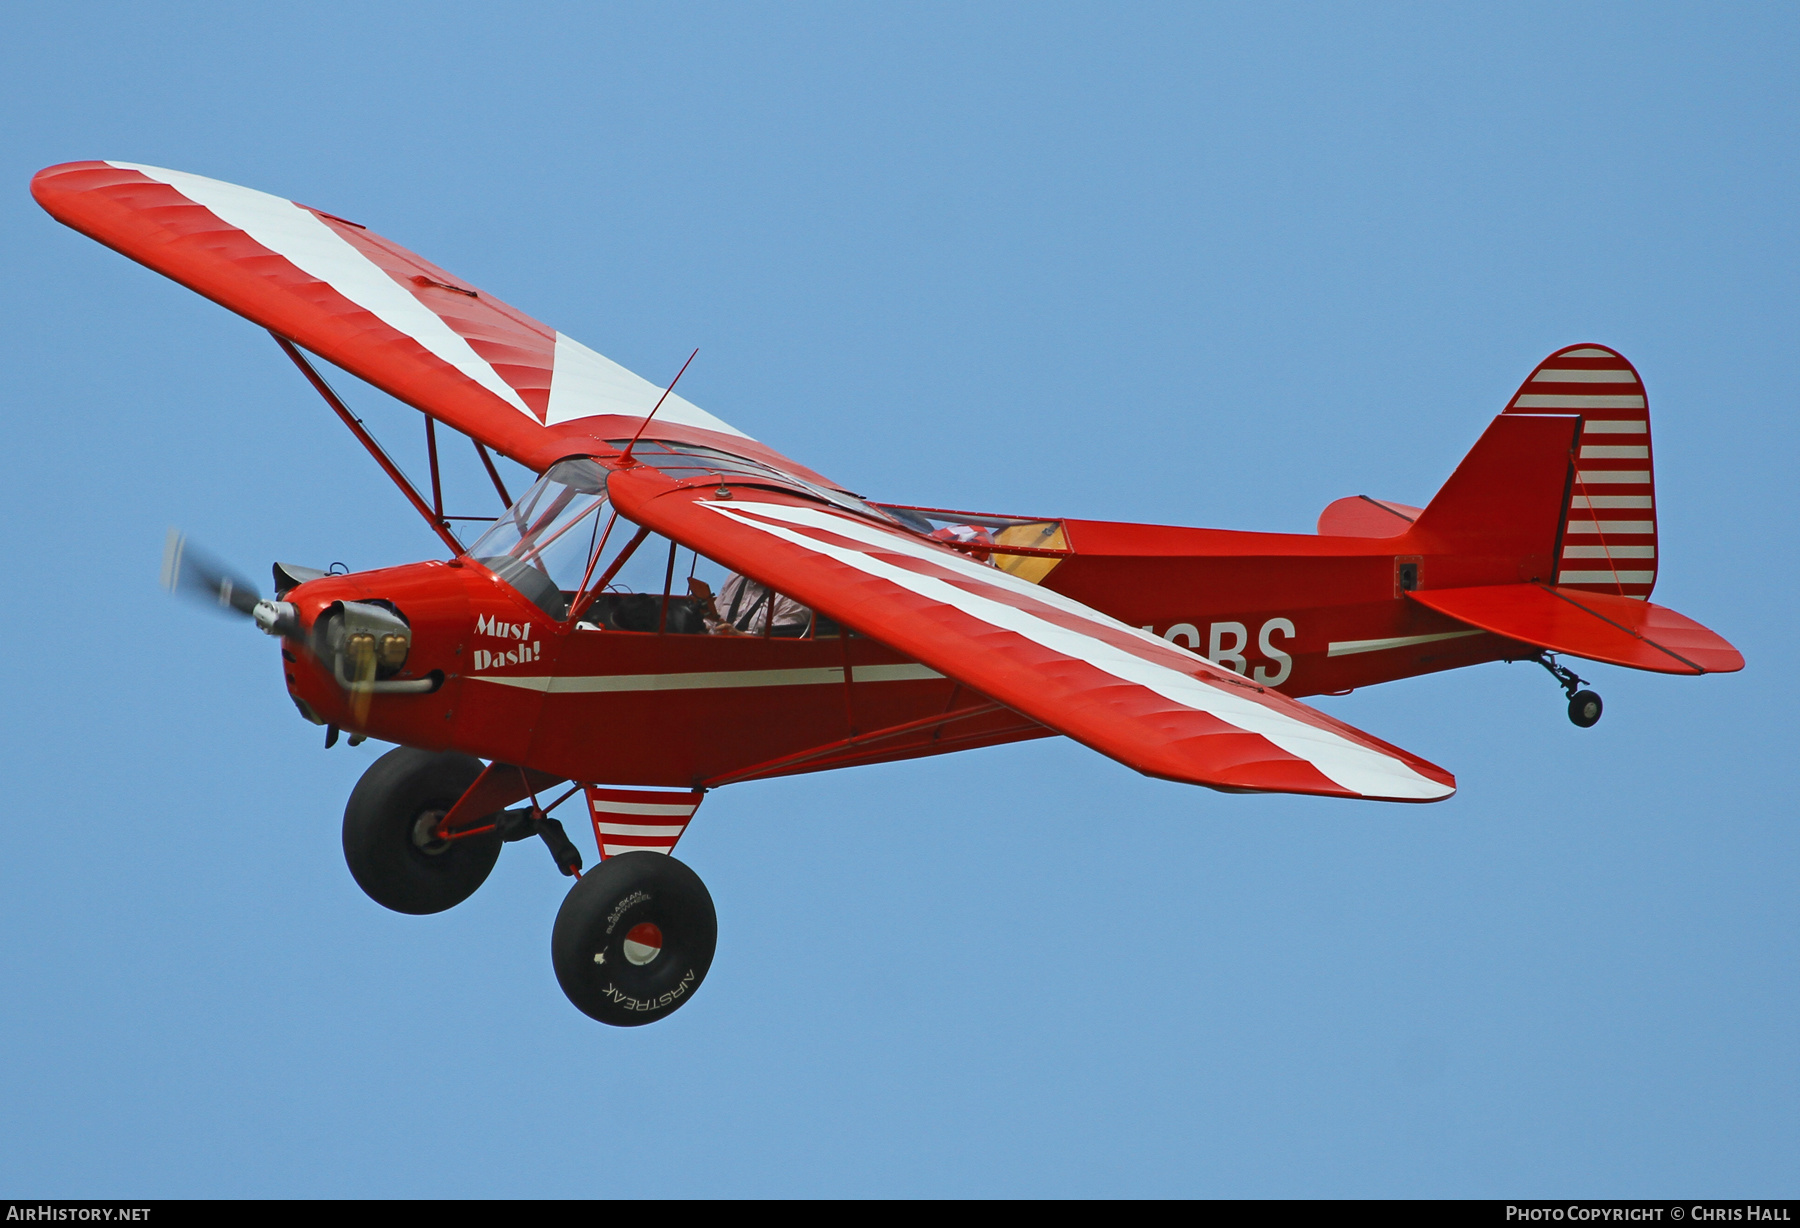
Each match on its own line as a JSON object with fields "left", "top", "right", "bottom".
{"left": 33, "top": 161, "right": 1744, "bottom": 1025}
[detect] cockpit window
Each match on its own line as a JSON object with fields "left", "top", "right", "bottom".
{"left": 465, "top": 458, "right": 613, "bottom": 618}
{"left": 466, "top": 455, "right": 837, "bottom": 636}
{"left": 610, "top": 439, "right": 894, "bottom": 525}
{"left": 876, "top": 504, "right": 1069, "bottom": 584}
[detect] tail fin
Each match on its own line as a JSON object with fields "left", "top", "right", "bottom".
{"left": 1412, "top": 344, "right": 1657, "bottom": 598}
{"left": 1508, "top": 344, "right": 1657, "bottom": 598}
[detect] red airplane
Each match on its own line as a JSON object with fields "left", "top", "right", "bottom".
{"left": 33, "top": 161, "right": 1744, "bottom": 1027}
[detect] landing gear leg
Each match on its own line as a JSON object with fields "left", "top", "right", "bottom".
{"left": 496, "top": 806, "right": 584, "bottom": 877}
{"left": 1532, "top": 651, "right": 1603, "bottom": 728}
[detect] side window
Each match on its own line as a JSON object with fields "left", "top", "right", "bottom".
{"left": 576, "top": 530, "right": 700, "bottom": 634}
{"left": 576, "top": 529, "right": 833, "bottom": 638}
{"left": 878, "top": 506, "right": 1067, "bottom": 585}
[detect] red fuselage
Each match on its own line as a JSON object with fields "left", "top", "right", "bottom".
{"left": 282, "top": 516, "right": 1511, "bottom": 791}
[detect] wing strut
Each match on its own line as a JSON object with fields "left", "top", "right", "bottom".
{"left": 272, "top": 332, "right": 464, "bottom": 555}
{"left": 473, "top": 440, "right": 513, "bottom": 508}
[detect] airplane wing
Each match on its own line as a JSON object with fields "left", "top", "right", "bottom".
{"left": 607, "top": 466, "right": 1457, "bottom": 802}
{"left": 30, "top": 161, "right": 829, "bottom": 482}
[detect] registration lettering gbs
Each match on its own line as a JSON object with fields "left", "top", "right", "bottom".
{"left": 1151, "top": 618, "right": 1295, "bottom": 686}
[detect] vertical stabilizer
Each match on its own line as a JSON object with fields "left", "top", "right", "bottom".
{"left": 1410, "top": 411, "right": 1578, "bottom": 587}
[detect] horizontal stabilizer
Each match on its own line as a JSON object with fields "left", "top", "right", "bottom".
{"left": 1408, "top": 584, "right": 1742, "bottom": 675}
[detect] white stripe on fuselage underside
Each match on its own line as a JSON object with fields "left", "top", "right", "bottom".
{"left": 588, "top": 802, "right": 698, "bottom": 817}
{"left": 1326, "top": 630, "right": 1485, "bottom": 657}
{"left": 703, "top": 501, "right": 1452, "bottom": 800}
{"left": 112, "top": 163, "right": 535, "bottom": 419}
{"left": 469, "top": 661, "right": 943, "bottom": 693}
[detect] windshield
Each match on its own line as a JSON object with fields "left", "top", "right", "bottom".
{"left": 466, "top": 458, "right": 614, "bottom": 618}
{"left": 465, "top": 455, "right": 833, "bottom": 635}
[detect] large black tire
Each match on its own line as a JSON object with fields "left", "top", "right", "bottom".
{"left": 342, "top": 748, "right": 502, "bottom": 915}
{"left": 552, "top": 852, "right": 717, "bottom": 1026}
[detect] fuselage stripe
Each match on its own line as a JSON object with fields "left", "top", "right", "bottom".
{"left": 1326, "top": 629, "right": 1484, "bottom": 657}
{"left": 470, "top": 662, "right": 943, "bottom": 692}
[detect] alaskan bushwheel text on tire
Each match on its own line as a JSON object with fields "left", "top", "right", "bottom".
{"left": 552, "top": 852, "right": 718, "bottom": 1026}
{"left": 342, "top": 747, "right": 502, "bottom": 915}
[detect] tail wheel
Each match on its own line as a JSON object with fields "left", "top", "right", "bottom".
{"left": 1568, "top": 689, "right": 1603, "bottom": 728}
{"left": 342, "top": 747, "right": 502, "bottom": 914}
{"left": 552, "top": 852, "right": 717, "bottom": 1026}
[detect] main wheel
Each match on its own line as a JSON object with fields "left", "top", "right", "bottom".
{"left": 1568, "top": 689, "right": 1603, "bottom": 728}
{"left": 342, "top": 748, "right": 503, "bottom": 914}
{"left": 552, "top": 852, "right": 717, "bottom": 1026}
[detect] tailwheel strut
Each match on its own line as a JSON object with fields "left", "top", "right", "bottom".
{"left": 1532, "top": 651, "right": 1603, "bottom": 729}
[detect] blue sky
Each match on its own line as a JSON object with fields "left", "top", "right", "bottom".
{"left": 1, "top": 2, "right": 1794, "bottom": 1197}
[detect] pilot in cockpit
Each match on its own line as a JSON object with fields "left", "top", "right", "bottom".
{"left": 687, "top": 574, "right": 812, "bottom": 637}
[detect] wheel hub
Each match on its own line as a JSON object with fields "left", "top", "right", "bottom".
{"left": 411, "top": 810, "right": 451, "bottom": 855}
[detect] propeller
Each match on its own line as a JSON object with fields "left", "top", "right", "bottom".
{"left": 160, "top": 531, "right": 426, "bottom": 743}
{"left": 161, "top": 528, "right": 300, "bottom": 636}
{"left": 159, "top": 530, "right": 395, "bottom": 743}
{"left": 161, "top": 528, "right": 262, "bottom": 617}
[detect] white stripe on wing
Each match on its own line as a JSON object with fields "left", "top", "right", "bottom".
{"left": 114, "top": 163, "right": 535, "bottom": 418}
{"left": 708, "top": 500, "right": 1452, "bottom": 800}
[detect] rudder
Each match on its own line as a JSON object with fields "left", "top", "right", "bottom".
{"left": 1504, "top": 344, "right": 1657, "bottom": 598}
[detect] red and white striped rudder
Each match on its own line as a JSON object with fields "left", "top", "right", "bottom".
{"left": 584, "top": 787, "right": 703, "bottom": 860}
{"left": 1504, "top": 344, "right": 1658, "bottom": 599}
